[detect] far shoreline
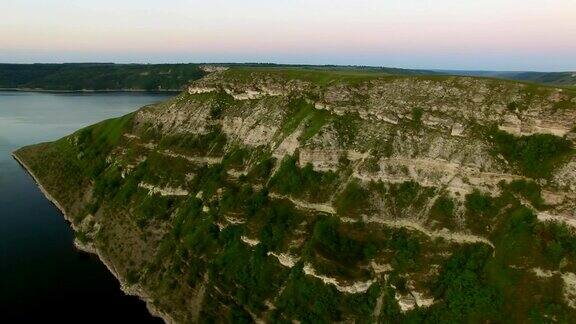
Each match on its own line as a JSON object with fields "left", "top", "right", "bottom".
{"left": 0, "top": 88, "right": 182, "bottom": 94}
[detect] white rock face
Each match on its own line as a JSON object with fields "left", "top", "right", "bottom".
{"left": 161, "top": 150, "right": 222, "bottom": 165}
{"left": 538, "top": 212, "right": 576, "bottom": 229}
{"left": 222, "top": 116, "right": 279, "bottom": 147}
{"left": 396, "top": 292, "right": 417, "bottom": 312}
{"left": 450, "top": 123, "right": 465, "bottom": 137}
{"left": 240, "top": 236, "right": 260, "bottom": 247}
{"left": 139, "top": 182, "right": 189, "bottom": 196}
{"left": 532, "top": 269, "right": 576, "bottom": 309}
{"left": 200, "top": 65, "right": 229, "bottom": 73}
{"left": 188, "top": 86, "right": 217, "bottom": 94}
{"left": 223, "top": 88, "right": 284, "bottom": 100}
{"left": 273, "top": 128, "right": 302, "bottom": 159}
{"left": 298, "top": 149, "right": 341, "bottom": 171}
{"left": 267, "top": 252, "right": 300, "bottom": 268}
{"left": 554, "top": 159, "right": 576, "bottom": 192}
{"left": 303, "top": 263, "right": 376, "bottom": 294}
{"left": 562, "top": 272, "right": 576, "bottom": 309}
{"left": 395, "top": 290, "right": 434, "bottom": 312}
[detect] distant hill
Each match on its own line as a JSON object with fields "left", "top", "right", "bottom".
{"left": 2, "top": 63, "right": 572, "bottom": 91}
{"left": 0, "top": 63, "right": 439, "bottom": 92}
{"left": 0, "top": 63, "right": 206, "bottom": 91}
{"left": 437, "top": 70, "right": 576, "bottom": 87}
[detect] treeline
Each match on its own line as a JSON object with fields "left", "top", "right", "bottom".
{"left": 0, "top": 63, "right": 205, "bottom": 91}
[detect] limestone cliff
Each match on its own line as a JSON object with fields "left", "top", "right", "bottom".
{"left": 15, "top": 67, "right": 576, "bottom": 323}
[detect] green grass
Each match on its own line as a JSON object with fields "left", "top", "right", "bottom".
{"left": 222, "top": 67, "right": 396, "bottom": 86}
{"left": 72, "top": 113, "right": 135, "bottom": 180}
{"left": 279, "top": 97, "right": 316, "bottom": 136}
{"left": 277, "top": 97, "right": 331, "bottom": 143}
{"left": 299, "top": 109, "right": 330, "bottom": 143}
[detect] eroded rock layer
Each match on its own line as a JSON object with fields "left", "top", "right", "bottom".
{"left": 15, "top": 67, "right": 576, "bottom": 323}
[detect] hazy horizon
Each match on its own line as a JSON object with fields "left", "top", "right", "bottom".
{"left": 2, "top": 0, "right": 575, "bottom": 72}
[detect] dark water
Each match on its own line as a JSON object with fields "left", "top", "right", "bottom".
{"left": 0, "top": 91, "right": 171, "bottom": 323}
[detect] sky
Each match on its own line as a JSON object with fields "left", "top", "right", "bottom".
{"left": 1, "top": 0, "right": 575, "bottom": 71}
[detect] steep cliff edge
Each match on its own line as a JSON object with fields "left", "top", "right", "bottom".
{"left": 14, "top": 67, "right": 576, "bottom": 323}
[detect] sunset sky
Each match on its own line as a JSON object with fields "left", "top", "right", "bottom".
{"left": 1, "top": 0, "right": 575, "bottom": 71}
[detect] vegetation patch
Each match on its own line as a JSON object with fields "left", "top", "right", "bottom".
{"left": 335, "top": 180, "right": 370, "bottom": 216}
{"left": 465, "top": 190, "right": 498, "bottom": 234}
{"left": 279, "top": 97, "right": 330, "bottom": 143}
{"left": 76, "top": 113, "right": 134, "bottom": 177}
{"left": 246, "top": 155, "right": 276, "bottom": 181}
{"left": 429, "top": 195, "right": 455, "bottom": 229}
{"left": 0, "top": 63, "right": 205, "bottom": 90}
{"left": 426, "top": 244, "right": 503, "bottom": 323}
{"left": 270, "top": 155, "right": 339, "bottom": 202}
{"left": 273, "top": 265, "right": 381, "bottom": 322}
{"left": 502, "top": 179, "right": 546, "bottom": 210}
{"left": 490, "top": 128, "right": 572, "bottom": 178}
{"left": 332, "top": 113, "right": 359, "bottom": 146}
{"left": 388, "top": 181, "right": 435, "bottom": 214}
{"left": 411, "top": 107, "right": 424, "bottom": 128}
{"left": 158, "top": 127, "right": 227, "bottom": 156}
{"left": 309, "top": 216, "right": 377, "bottom": 265}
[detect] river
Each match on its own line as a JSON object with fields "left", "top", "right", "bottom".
{"left": 0, "top": 91, "right": 171, "bottom": 322}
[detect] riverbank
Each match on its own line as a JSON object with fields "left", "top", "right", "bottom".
{"left": 12, "top": 152, "right": 174, "bottom": 323}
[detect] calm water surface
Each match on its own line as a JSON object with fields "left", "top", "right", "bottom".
{"left": 0, "top": 91, "right": 171, "bottom": 322}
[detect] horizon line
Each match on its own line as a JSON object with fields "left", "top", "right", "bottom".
{"left": 0, "top": 61, "right": 574, "bottom": 73}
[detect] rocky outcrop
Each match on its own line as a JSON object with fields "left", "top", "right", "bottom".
{"left": 15, "top": 67, "right": 576, "bottom": 323}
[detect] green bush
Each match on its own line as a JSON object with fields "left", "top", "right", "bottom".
{"left": 222, "top": 148, "right": 249, "bottom": 169}
{"left": 270, "top": 156, "right": 338, "bottom": 202}
{"left": 335, "top": 181, "right": 369, "bottom": 215}
{"left": 159, "top": 127, "right": 227, "bottom": 155}
{"left": 505, "top": 179, "right": 545, "bottom": 209}
{"left": 411, "top": 107, "right": 424, "bottom": 127}
{"left": 536, "top": 222, "right": 576, "bottom": 267}
{"left": 0, "top": 63, "right": 205, "bottom": 90}
{"left": 135, "top": 194, "right": 178, "bottom": 228}
{"left": 247, "top": 156, "right": 275, "bottom": 181}
{"left": 390, "top": 181, "right": 430, "bottom": 209}
{"left": 465, "top": 190, "right": 496, "bottom": 234}
{"left": 491, "top": 129, "right": 572, "bottom": 178}
{"left": 311, "top": 217, "right": 374, "bottom": 264}
{"left": 387, "top": 229, "right": 421, "bottom": 271}
{"left": 429, "top": 195, "right": 455, "bottom": 228}
{"left": 214, "top": 243, "right": 288, "bottom": 312}
{"left": 257, "top": 199, "right": 301, "bottom": 250}
{"left": 430, "top": 244, "right": 503, "bottom": 322}
{"left": 274, "top": 265, "right": 343, "bottom": 322}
